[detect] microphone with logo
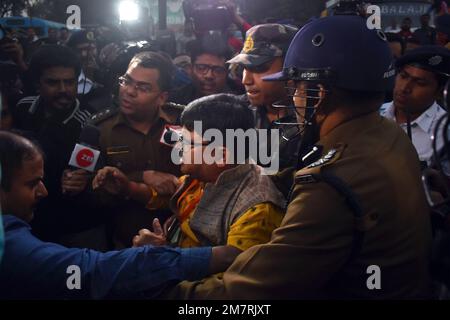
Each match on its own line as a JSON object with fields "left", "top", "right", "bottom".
{"left": 68, "top": 124, "right": 101, "bottom": 173}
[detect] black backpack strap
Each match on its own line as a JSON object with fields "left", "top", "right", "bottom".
{"left": 292, "top": 171, "right": 365, "bottom": 264}
{"left": 312, "top": 172, "right": 365, "bottom": 264}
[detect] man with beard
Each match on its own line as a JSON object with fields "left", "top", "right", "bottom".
{"left": 380, "top": 46, "right": 450, "bottom": 167}
{"left": 14, "top": 45, "right": 97, "bottom": 243}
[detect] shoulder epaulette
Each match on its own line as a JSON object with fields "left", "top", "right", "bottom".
{"left": 295, "top": 143, "right": 346, "bottom": 184}
{"left": 89, "top": 108, "right": 118, "bottom": 125}
{"left": 160, "top": 102, "right": 186, "bottom": 124}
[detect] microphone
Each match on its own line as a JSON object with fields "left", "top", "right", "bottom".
{"left": 160, "top": 125, "right": 182, "bottom": 147}
{"left": 68, "top": 124, "right": 101, "bottom": 172}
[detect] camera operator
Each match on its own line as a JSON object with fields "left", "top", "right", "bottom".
{"left": 183, "top": 0, "right": 252, "bottom": 53}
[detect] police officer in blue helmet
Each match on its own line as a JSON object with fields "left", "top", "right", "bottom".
{"left": 169, "top": 15, "right": 433, "bottom": 299}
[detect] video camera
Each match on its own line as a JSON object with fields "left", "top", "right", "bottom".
{"left": 183, "top": 0, "right": 232, "bottom": 32}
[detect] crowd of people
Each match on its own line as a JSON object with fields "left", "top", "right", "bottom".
{"left": 2, "top": 2, "right": 450, "bottom": 299}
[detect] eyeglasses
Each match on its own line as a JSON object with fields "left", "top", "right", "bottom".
{"left": 118, "top": 76, "right": 154, "bottom": 94}
{"left": 193, "top": 64, "right": 227, "bottom": 76}
{"left": 176, "top": 135, "right": 211, "bottom": 155}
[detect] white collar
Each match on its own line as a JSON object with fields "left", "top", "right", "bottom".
{"left": 382, "top": 101, "right": 446, "bottom": 133}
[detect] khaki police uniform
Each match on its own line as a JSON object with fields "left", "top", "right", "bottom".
{"left": 169, "top": 112, "right": 432, "bottom": 299}
{"left": 91, "top": 103, "right": 183, "bottom": 248}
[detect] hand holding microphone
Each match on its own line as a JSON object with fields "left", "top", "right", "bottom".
{"left": 61, "top": 169, "right": 91, "bottom": 195}
{"left": 63, "top": 125, "right": 101, "bottom": 195}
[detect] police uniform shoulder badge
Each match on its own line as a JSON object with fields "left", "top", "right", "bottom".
{"left": 429, "top": 55, "right": 443, "bottom": 66}
{"left": 160, "top": 102, "right": 185, "bottom": 124}
{"left": 90, "top": 108, "right": 117, "bottom": 125}
{"left": 294, "top": 145, "right": 345, "bottom": 185}
{"left": 307, "top": 148, "right": 338, "bottom": 169}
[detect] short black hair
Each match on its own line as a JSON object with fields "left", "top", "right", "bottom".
{"left": 28, "top": 45, "right": 81, "bottom": 84}
{"left": 129, "top": 51, "right": 175, "bottom": 92}
{"left": 397, "top": 64, "right": 449, "bottom": 88}
{"left": 181, "top": 93, "right": 254, "bottom": 136}
{"left": 0, "top": 131, "right": 43, "bottom": 191}
{"left": 190, "top": 36, "right": 232, "bottom": 64}
{"left": 181, "top": 94, "right": 254, "bottom": 163}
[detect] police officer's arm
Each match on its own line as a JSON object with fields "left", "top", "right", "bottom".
{"left": 142, "top": 170, "right": 181, "bottom": 196}
{"left": 92, "top": 166, "right": 156, "bottom": 204}
{"left": 113, "top": 169, "right": 180, "bottom": 196}
{"left": 223, "top": 0, "right": 251, "bottom": 32}
{"left": 167, "top": 180, "right": 355, "bottom": 299}
{"left": 93, "top": 166, "right": 173, "bottom": 210}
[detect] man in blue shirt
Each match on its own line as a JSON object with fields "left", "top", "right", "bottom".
{"left": 0, "top": 131, "right": 236, "bottom": 299}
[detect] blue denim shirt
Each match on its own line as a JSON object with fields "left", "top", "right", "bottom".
{"left": 0, "top": 215, "right": 211, "bottom": 299}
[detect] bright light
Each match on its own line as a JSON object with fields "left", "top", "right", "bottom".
{"left": 119, "top": 1, "right": 139, "bottom": 21}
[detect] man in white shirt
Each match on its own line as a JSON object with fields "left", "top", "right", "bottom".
{"left": 381, "top": 45, "right": 450, "bottom": 168}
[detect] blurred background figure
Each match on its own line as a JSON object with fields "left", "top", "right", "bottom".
{"left": 0, "top": 92, "right": 13, "bottom": 131}
{"left": 398, "top": 17, "right": 413, "bottom": 42}
{"left": 59, "top": 27, "right": 70, "bottom": 44}
{"left": 436, "top": 14, "right": 450, "bottom": 47}
{"left": 413, "top": 14, "right": 437, "bottom": 45}
{"left": 67, "top": 30, "right": 100, "bottom": 94}
{"left": 385, "top": 18, "right": 400, "bottom": 33}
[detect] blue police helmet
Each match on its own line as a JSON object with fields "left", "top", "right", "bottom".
{"left": 264, "top": 15, "right": 395, "bottom": 92}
